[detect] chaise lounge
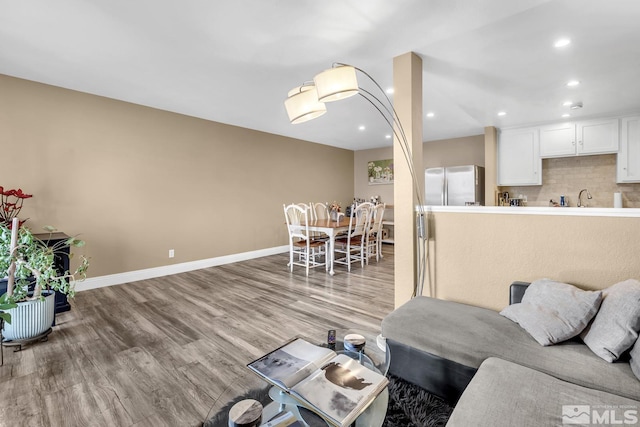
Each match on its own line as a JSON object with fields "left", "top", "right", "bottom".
{"left": 381, "top": 280, "right": 640, "bottom": 426}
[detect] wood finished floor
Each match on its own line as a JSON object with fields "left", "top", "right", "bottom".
{"left": 0, "top": 247, "right": 394, "bottom": 427}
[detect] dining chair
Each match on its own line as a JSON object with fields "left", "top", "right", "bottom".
{"left": 283, "top": 203, "right": 328, "bottom": 276}
{"left": 367, "top": 203, "right": 386, "bottom": 262}
{"left": 296, "top": 202, "right": 310, "bottom": 213}
{"left": 333, "top": 202, "right": 373, "bottom": 271}
{"left": 310, "top": 202, "right": 329, "bottom": 220}
{"left": 294, "top": 202, "right": 325, "bottom": 242}
{"left": 309, "top": 202, "right": 330, "bottom": 241}
{"left": 292, "top": 202, "right": 312, "bottom": 242}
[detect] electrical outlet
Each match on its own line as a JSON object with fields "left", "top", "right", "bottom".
{"left": 169, "top": 249, "right": 175, "bottom": 258}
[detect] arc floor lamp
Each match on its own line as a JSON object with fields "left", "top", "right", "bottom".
{"left": 284, "top": 63, "right": 427, "bottom": 298}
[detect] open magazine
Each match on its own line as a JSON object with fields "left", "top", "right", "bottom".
{"left": 248, "top": 338, "right": 389, "bottom": 427}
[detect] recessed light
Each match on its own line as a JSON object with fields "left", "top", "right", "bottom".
{"left": 567, "top": 80, "right": 580, "bottom": 87}
{"left": 358, "top": 125, "right": 366, "bottom": 131}
{"left": 497, "top": 111, "right": 507, "bottom": 116}
{"left": 570, "top": 102, "right": 583, "bottom": 110}
{"left": 562, "top": 113, "right": 571, "bottom": 118}
{"left": 554, "top": 38, "right": 571, "bottom": 48}
{"left": 385, "top": 134, "right": 392, "bottom": 139}
{"left": 563, "top": 101, "right": 573, "bottom": 106}
{"left": 426, "top": 112, "right": 435, "bottom": 118}
{"left": 386, "top": 88, "right": 394, "bottom": 95}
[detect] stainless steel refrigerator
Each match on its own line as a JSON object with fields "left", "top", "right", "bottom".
{"left": 424, "top": 165, "right": 485, "bottom": 206}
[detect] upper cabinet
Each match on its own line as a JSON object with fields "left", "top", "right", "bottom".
{"left": 539, "top": 118, "right": 619, "bottom": 158}
{"left": 617, "top": 116, "right": 640, "bottom": 183}
{"left": 539, "top": 122, "right": 575, "bottom": 157}
{"left": 498, "top": 127, "right": 541, "bottom": 186}
{"left": 579, "top": 118, "right": 619, "bottom": 154}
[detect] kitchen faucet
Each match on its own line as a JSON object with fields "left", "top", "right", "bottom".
{"left": 577, "top": 189, "right": 592, "bottom": 207}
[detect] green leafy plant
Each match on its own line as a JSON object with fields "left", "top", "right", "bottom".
{"left": 0, "top": 292, "right": 17, "bottom": 324}
{"left": 0, "top": 222, "right": 89, "bottom": 323}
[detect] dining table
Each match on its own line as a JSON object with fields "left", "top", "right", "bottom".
{"left": 304, "top": 216, "right": 351, "bottom": 275}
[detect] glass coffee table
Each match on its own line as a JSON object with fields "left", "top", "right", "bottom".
{"left": 261, "top": 329, "right": 390, "bottom": 427}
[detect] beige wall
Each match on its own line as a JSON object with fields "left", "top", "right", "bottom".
{"left": 423, "top": 134, "right": 485, "bottom": 169}
{"left": 354, "top": 147, "right": 395, "bottom": 205}
{"left": 0, "top": 74, "right": 354, "bottom": 278}
{"left": 500, "top": 154, "right": 640, "bottom": 208}
{"left": 427, "top": 211, "right": 640, "bottom": 311}
{"left": 354, "top": 134, "right": 485, "bottom": 202}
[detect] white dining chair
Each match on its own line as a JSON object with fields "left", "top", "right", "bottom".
{"left": 367, "top": 203, "right": 386, "bottom": 262}
{"left": 333, "top": 202, "right": 373, "bottom": 271}
{"left": 310, "top": 202, "right": 329, "bottom": 220}
{"left": 283, "top": 203, "right": 328, "bottom": 276}
{"left": 308, "top": 202, "right": 330, "bottom": 241}
{"left": 295, "top": 202, "right": 310, "bottom": 213}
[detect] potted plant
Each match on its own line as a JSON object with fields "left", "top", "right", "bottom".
{"left": 0, "top": 217, "right": 89, "bottom": 341}
{"left": 329, "top": 201, "right": 342, "bottom": 221}
{"left": 0, "top": 186, "right": 32, "bottom": 228}
{"left": 0, "top": 293, "right": 17, "bottom": 324}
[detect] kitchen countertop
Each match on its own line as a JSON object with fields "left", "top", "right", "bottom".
{"left": 424, "top": 205, "right": 640, "bottom": 218}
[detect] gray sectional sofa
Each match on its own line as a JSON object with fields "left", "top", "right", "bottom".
{"left": 381, "top": 281, "right": 640, "bottom": 426}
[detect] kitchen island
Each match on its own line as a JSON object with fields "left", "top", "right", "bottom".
{"left": 422, "top": 205, "right": 640, "bottom": 311}
{"left": 427, "top": 205, "right": 640, "bottom": 217}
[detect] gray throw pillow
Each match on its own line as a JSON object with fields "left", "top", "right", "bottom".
{"left": 581, "top": 279, "right": 640, "bottom": 362}
{"left": 630, "top": 338, "right": 640, "bottom": 381}
{"left": 500, "top": 279, "right": 602, "bottom": 346}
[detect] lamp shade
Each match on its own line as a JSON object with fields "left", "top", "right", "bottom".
{"left": 284, "top": 84, "right": 327, "bottom": 124}
{"left": 314, "top": 65, "right": 359, "bottom": 102}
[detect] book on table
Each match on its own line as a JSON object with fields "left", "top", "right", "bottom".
{"left": 247, "top": 337, "right": 389, "bottom": 427}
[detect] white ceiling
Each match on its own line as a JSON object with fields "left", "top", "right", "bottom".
{"left": 1, "top": 0, "right": 639, "bottom": 151}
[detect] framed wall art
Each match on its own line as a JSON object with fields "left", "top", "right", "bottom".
{"left": 367, "top": 159, "right": 394, "bottom": 185}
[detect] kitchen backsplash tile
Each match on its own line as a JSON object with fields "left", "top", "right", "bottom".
{"left": 500, "top": 154, "right": 640, "bottom": 208}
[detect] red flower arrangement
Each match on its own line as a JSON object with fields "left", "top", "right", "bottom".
{"left": 0, "top": 186, "right": 33, "bottom": 227}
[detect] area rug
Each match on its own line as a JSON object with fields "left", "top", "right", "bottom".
{"left": 383, "top": 374, "right": 453, "bottom": 427}
{"left": 202, "top": 374, "right": 453, "bottom": 427}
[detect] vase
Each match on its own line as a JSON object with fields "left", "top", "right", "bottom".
{"left": 330, "top": 211, "right": 338, "bottom": 221}
{"left": 2, "top": 291, "right": 55, "bottom": 341}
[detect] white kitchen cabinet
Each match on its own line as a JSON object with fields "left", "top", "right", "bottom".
{"left": 539, "top": 122, "right": 575, "bottom": 157}
{"left": 498, "top": 127, "right": 542, "bottom": 186}
{"left": 617, "top": 116, "right": 640, "bottom": 183}
{"left": 579, "top": 118, "right": 619, "bottom": 154}
{"left": 540, "top": 118, "right": 619, "bottom": 158}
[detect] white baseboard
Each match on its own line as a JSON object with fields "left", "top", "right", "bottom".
{"left": 75, "top": 245, "right": 289, "bottom": 292}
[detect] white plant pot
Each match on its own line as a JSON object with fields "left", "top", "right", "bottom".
{"left": 2, "top": 291, "right": 55, "bottom": 341}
